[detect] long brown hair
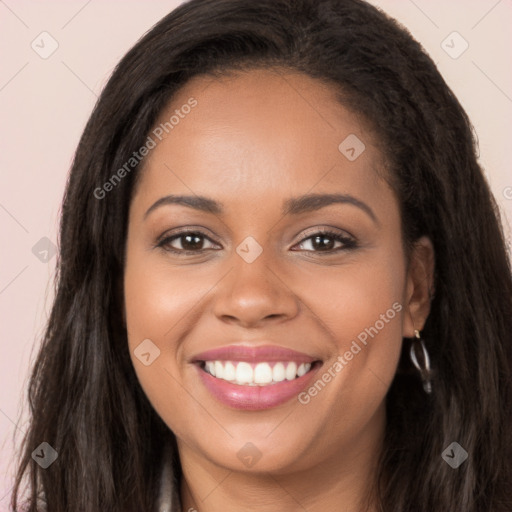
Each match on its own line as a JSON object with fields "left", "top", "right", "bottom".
{"left": 12, "top": 0, "right": 512, "bottom": 510}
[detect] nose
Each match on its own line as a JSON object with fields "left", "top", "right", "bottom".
{"left": 212, "top": 253, "right": 300, "bottom": 329}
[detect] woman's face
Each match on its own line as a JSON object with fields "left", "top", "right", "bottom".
{"left": 124, "top": 68, "right": 432, "bottom": 476}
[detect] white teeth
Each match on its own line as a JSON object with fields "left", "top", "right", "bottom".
{"left": 254, "top": 363, "right": 273, "bottom": 384}
{"left": 235, "top": 362, "right": 253, "bottom": 384}
{"left": 297, "top": 363, "right": 308, "bottom": 377}
{"left": 223, "top": 361, "right": 236, "bottom": 381}
{"left": 285, "top": 362, "right": 297, "bottom": 381}
{"left": 272, "top": 362, "right": 286, "bottom": 382}
{"left": 214, "top": 361, "right": 224, "bottom": 379}
{"left": 203, "top": 360, "right": 313, "bottom": 386}
{"left": 205, "top": 361, "right": 215, "bottom": 376}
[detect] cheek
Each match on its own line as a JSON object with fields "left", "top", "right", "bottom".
{"left": 124, "top": 233, "right": 216, "bottom": 349}
{"left": 123, "top": 242, "right": 199, "bottom": 418}
{"left": 290, "top": 242, "right": 405, "bottom": 343}
{"left": 290, "top": 244, "right": 406, "bottom": 410}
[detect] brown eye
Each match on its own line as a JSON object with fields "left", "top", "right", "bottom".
{"left": 293, "top": 230, "right": 357, "bottom": 253}
{"left": 157, "top": 231, "right": 219, "bottom": 254}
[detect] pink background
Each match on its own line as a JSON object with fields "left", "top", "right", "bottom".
{"left": 1, "top": 0, "right": 511, "bottom": 507}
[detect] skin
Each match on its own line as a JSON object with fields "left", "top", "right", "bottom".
{"left": 123, "top": 68, "right": 435, "bottom": 512}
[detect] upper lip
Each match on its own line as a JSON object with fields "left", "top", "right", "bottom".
{"left": 191, "top": 344, "right": 319, "bottom": 364}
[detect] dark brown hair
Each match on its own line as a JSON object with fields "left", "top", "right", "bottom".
{"left": 12, "top": 0, "right": 512, "bottom": 510}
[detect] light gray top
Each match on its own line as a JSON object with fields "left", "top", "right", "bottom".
{"left": 158, "top": 454, "right": 181, "bottom": 512}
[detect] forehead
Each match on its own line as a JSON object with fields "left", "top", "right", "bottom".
{"left": 133, "top": 68, "right": 390, "bottom": 216}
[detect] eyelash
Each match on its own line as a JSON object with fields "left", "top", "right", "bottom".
{"left": 155, "top": 228, "right": 358, "bottom": 256}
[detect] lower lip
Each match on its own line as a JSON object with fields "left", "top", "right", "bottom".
{"left": 196, "top": 363, "right": 321, "bottom": 410}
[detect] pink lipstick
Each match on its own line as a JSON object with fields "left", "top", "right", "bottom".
{"left": 192, "top": 345, "right": 322, "bottom": 410}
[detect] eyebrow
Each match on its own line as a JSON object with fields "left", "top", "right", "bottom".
{"left": 144, "top": 193, "right": 378, "bottom": 225}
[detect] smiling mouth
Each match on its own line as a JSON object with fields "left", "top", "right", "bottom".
{"left": 191, "top": 344, "right": 323, "bottom": 410}
{"left": 198, "top": 360, "right": 321, "bottom": 386}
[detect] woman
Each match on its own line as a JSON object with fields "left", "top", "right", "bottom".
{"left": 11, "top": 0, "right": 512, "bottom": 511}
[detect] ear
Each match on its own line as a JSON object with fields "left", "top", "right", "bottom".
{"left": 402, "top": 236, "right": 435, "bottom": 337}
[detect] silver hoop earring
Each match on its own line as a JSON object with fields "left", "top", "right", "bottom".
{"left": 409, "top": 329, "right": 432, "bottom": 394}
